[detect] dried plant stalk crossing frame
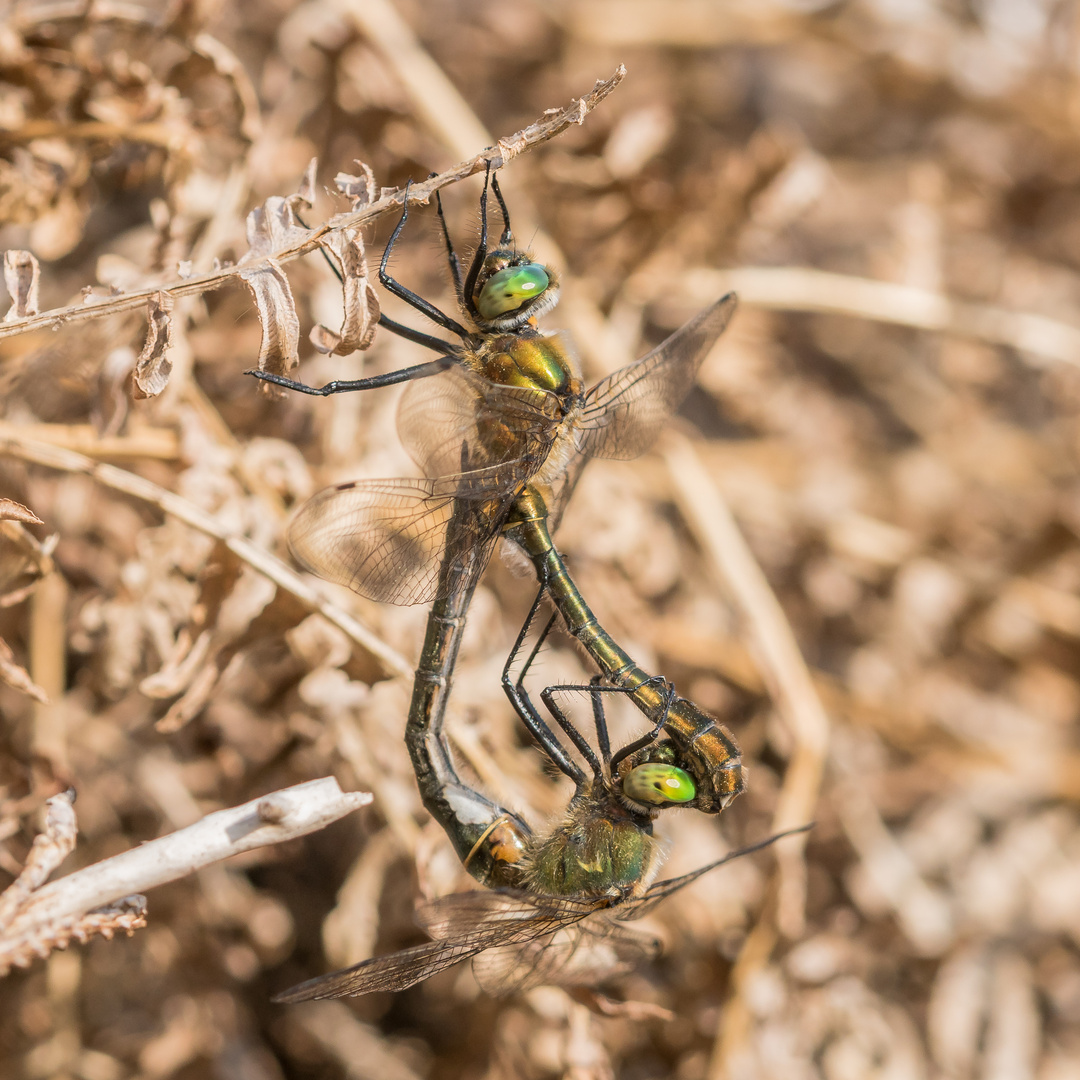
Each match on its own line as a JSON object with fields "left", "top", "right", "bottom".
{"left": 0, "top": 779, "right": 371, "bottom": 976}
{"left": 0, "top": 68, "right": 626, "bottom": 344}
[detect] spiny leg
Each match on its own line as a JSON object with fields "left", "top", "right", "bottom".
{"left": 379, "top": 179, "right": 471, "bottom": 341}
{"left": 247, "top": 354, "right": 456, "bottom": 396}
{"left": 490, "top": 170, "right": 513, "bottom": 247}
{"left": 539, "top": 677, "right": 673, "bottom": 780}
{"left": 502, "top": 580, "right": 586, "bottom": 785}
{"left": 609, "top": 676, "right": 677, "bottom": 773}
{"left": 293, "top": 206, "right": 454, "bottom": 355}
{"left": 430, "top": 172, "right": 464, "bottom": 303}
{"left": 538, "top": 684, "right": 604, "bottom": 782}
{"left": 462, "top": 161, "right": 493, "bottom": 319}
{"left": 247, "top": 209, "right": 459, "bottom": 396}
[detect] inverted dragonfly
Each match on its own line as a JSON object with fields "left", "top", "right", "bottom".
{"left": 275, "top": 600, "right": 809, "bottom": 1002}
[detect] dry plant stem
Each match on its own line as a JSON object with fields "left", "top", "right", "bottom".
{"left": 0, "top": 421, "right": 180, "bottom": 461}
{"left": 662, "top": 434, "right": 830, "bottom": 937}
{"left": 0, "top": 434, "right": 412, "bottom": 679}
{"left": 0, "top": 69, "right": 625, "bottom": 341}
{"left": 665, "top": 267, "right": 1080, "bottom": 369}
{"left": 1, "top": 779, "right": 371, "bottom": 958}
{"left": 29, "top": 571, "right": 70, "bottom": 774}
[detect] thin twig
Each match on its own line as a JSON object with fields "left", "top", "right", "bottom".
{"left": 0, "top": 433, "right": 412, "bottom": 679}
{"left": 0, "top": 68, "right": 625, "bottom": 340}
{"left": 0, "top": 778, "right": 370, "bottom": 975}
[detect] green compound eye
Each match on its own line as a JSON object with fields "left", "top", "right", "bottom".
{"left": 477, "top": 264, "right": 549, "bottom": 319}
{"left": 623, "top": 763, "right": 697, "bottom": 806}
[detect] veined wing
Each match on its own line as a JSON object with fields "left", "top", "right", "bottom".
{"left": 471, "top": 917, "right": 661, "bottom": 997}
{"left": 288, "top": 466, "right": 521, "bottom": 606}
{"left": 577, "top": 293, "right": 738, "bottom": 462}
{"left": 273, "top": 888, "right": 607, "bottom": 1002}
{"left": 617, "top": 823, "right": 815, "bottom": 923}
{"left": 398, "top": 364, "right": 563, "bottom": 479}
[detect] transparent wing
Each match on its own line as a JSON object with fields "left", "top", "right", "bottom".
{"left": 472, "top": 918, "right": 661, "bottom": 997}
{"left": 287, "top": 468, "right": 516, "bottom": 606}
{"left": 273, "top": 888, "right": 605, "bottom": 1002}
{"left": 618, "top": 823, "right": 814, "bottom": 922}
{"left": 578, "top": 293, "right": 738, "bottom": 461}
{"left": 398, "top": 364, "right": 562, "bottom": 479}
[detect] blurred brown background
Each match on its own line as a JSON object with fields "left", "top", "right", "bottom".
{"left": 3, "top": 0, "right": 1080, "bottom": 1077}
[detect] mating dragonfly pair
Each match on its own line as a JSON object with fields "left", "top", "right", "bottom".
{"left": 257, "top": 164, "right": 804, "bottom": 1000}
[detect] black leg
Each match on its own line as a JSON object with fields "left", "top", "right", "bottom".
{"left": 609, "top": 677, "right": 676, "bottom": 773}
{"left": 462, "top": 162, "right": 492, "bottom": 320}
{"left": 490, "top": 170, "right": 513, "bottom": 247}
{"left": 539, "top": 684, "right": 604, "bottom": 781}
{"left": 246, "top": 354, "right": 456, "bottom": 396}
{"left": 430, "top": 174, "right": 464, "bottom": 302}
{"left": 502, "top": 582, "right": 585, "bottom": 785}
{"left": 541, "top": 678, "right": 668, "bottom": 781}
{"left": 377, "top": 313, "right": 458, "bottom": 355}
{"left": 379, "top": 180, "right": 471, "bottom": 341}
{"left": 589, "top": 675, "right": 611, "bottom": 767}
{"left": 296, "top": 208, "right": 457, "bottom": 357}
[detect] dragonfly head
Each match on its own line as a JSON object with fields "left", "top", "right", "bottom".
{"left": 621, "top": 761, "right": 698, "bottom": 811}
{"left": 614, "top": 697, "right": 746, "bottom": 816}
{"left": 471, "top": 249, "right": 560, "bottom": 331}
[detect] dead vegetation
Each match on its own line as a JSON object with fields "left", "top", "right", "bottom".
{"left": 2, "top": 1, "right": 1080, "bottom": 1078}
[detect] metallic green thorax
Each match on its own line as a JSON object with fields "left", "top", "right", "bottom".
{"left": 475, "top": 333, "right": 576, "bottom": 394}
{"left": 505, "top": 487, "right": 745, "bottom": 815}
{"left": 525, "top": 786, "right": 662, "bottom": 898}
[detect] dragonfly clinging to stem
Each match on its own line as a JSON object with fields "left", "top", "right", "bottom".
{"left": 258, "top": 164, "right": 744, "bottom": 886}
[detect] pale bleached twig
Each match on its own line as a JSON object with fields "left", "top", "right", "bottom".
{"left": 649, "top": 266, "right": 1080, "bottom": 369}
{"left": 0, "top": 68, "right": 625, "bottom": 340}
{"left": 0, "top": 778, "right": 370, "bottom": 975}
{"left": 0, "top": 432, "right": 413, "bottom": 679}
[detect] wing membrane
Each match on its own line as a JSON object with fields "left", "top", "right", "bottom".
{"left": 287, "top": 467, "right": 520, "bottom": 606}
{"left": 472, "top": 918, "right": 660, "bottom": 997}
{"left": 273, "top": 888, "right": 605, "bottom": 1002}
{"left": 578, "top": 293, "right": 737, "bottom": 461}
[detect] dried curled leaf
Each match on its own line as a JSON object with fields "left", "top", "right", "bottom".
{"left": 0, "top": 895, "right": 147, "bottom": 976}
{"left": 240, "top": 258, "right": 300, "bottom": 379}
{"left": 0, "top": 790, "right": 76, "bottom": 930}
{"left": 334, "top": 162, "right": 377, "bottom": 209}
{"left": 0, "top": 499, "right": 43, "bottom": 526}
{"left": 311, "top": 227, "right": 380, "bottom": 355}
{"left": 238, "top": 175, "right": 316, "bottom": 378}
{"left": 132, "top": 291, "right": 174, "bottom": 399}
{"left": 0, "top": 519, "right": 55, "bottom": 606}
{"left": 3, "top": 250, "right": 40, "bottom": 320}
{"left": 0, "top": 636, "right": 48, "bottom": 706}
